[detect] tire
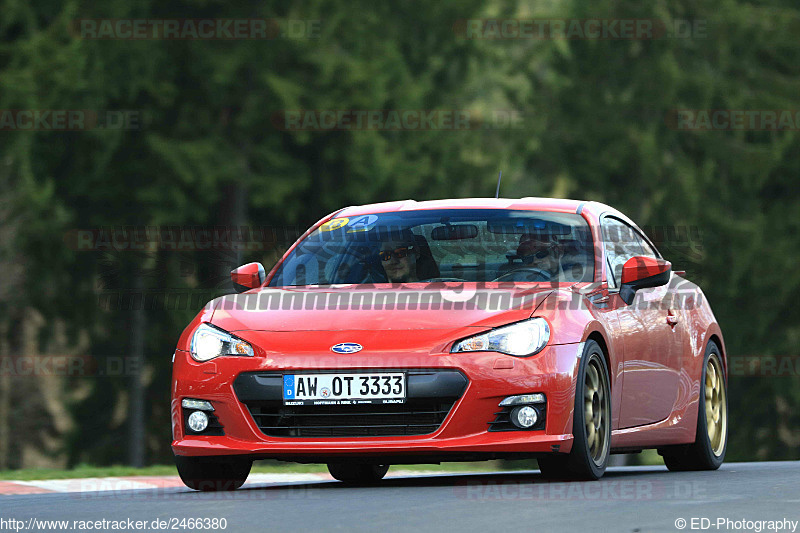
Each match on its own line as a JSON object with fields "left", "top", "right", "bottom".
{"left": 537, "top": 341, "right": 611, "bottom": 480}
{"left": 175, "top": 455, "right": 252, "bottom": 491}
{"left": 660, "top": 341, "right": 727, "bottom": 471}
{"left": 327, "top": 463, "right": 389, "bottom": 484}
{"left": 537, "top": 455, "right": 570, "bottom": 478}
{"left": 567, "top": 340, "right": 612, "bottom": 479}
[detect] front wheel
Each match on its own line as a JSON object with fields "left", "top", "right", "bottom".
{"left": 537, "top": 455, "right": 569, "bottom": 478}
{"left": 539, "top": 341, "right": 611, "bottom": 480}
{"left": 660, "top": 341, "right": 727, "bottom": 471}
{"left": 175, "top": 455, "right": 252, "bottom": 491}
{"left": 327, "top": 463, "right": 389, "bottom": 484}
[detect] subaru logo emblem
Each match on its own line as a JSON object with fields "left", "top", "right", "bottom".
{"left": 331, "top": 343, "right": 362, "bottom": 354}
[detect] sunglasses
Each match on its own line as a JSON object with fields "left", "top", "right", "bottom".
{"left": 378, "top": 246, "right": 413, "bottom": 262}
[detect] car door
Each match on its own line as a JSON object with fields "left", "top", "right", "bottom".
{"left": 602, "top": 216, "right": 682, "bottom": 428}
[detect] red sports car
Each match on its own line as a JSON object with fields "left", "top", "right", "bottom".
{"left": 171, "top": 198, "right": 727, "bottom": 490}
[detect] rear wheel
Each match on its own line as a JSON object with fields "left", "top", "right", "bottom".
{"left": 660, "top": 341, "right": 727, "bottom": 471}
{"left": 327, "top": 463, "right": 389, "bottom": 484}
{"left": 175, "top": 455, "right": 252, "bottom": 491}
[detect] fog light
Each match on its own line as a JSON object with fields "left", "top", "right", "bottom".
{"left": 510, "top": 406, "right": 538, "bottom": 428}
{"left": 187, "top": 410, "right": 209, "bottom": 432}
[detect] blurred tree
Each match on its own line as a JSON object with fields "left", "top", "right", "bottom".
{"left": 0, "top": 0, "right": 797, "bottom": 468}
{"left": 501, "top": 0, "right": 800, "bottom": 460}
{"left": 0, "top": 0, "right": 521, "bottom": 466}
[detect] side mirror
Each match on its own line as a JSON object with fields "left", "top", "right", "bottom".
{"left": 619, "top": 256, "right": 671, "bottom": 305}
{"left": 231, "top": 262, "right": 266, "bottom": 293}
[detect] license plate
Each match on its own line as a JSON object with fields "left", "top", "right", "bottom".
{"left": 282, "top": 373, "right": 405, "bottom": 405}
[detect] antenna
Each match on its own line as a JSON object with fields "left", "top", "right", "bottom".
{"left": 495, "top": 171, "right": 503, "bottom": 199}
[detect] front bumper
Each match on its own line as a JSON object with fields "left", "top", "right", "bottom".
{"left": 171, "top": 340, "right": 581, "bottom": 460}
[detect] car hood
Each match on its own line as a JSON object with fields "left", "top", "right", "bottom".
{"left": 210, "top": 284, "right": 554, "bottom": 332}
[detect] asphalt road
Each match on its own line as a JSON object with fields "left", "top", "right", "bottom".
{"left": 5, "top": 462, "right": 800, "bottom": 533}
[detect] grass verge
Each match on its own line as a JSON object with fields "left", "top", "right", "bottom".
{"left": 0, "top": 461, "right": 498, "bottom": 481}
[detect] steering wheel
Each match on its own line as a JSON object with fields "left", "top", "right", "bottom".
{"left": 421, "top": 277, "right": 469, "bottom": 282}
{"left": 493, "top": 267, "right": 552, "bottom": 282}
{"left": 332, "top": 248, "right": 383, "bottom": 283}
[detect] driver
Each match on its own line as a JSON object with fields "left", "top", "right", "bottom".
{"left": 516, "top": 235, "right": 563, "bottom": 279}
{"left": 378, "top": 229, "right": 420, "bottom": 283}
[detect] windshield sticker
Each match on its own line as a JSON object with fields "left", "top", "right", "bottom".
{"left": 347, "top": 215, "right": 379, "bottom": 233}
{"left": 319, "top": 218, "right": 350, "bottom": 232}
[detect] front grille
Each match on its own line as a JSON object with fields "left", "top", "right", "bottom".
{"left": 245, "top": 399, "right": 456, "bottom": 437}
{"left": 234, "top": 370, "right": 468, "bottom": 438}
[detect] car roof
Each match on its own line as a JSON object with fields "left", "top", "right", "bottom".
{"left": 336, "top": 197, "right": 619, "bottom": 218}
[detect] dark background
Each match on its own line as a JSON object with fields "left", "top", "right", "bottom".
{"left": 0, "top": 0, "right": 798, "bottom": 470}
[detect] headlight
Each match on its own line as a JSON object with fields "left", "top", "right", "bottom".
{"left": 190, "top": 323, "right": 254, "bottom": 362}
{"left": 451, "top": 318, "right": 550, "bottom": 357}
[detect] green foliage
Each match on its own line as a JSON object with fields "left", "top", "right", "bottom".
{"left": 0, "top": 0, "right": 797, "bottom": 467}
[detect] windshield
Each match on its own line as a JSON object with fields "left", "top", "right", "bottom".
{"left": 268, "top": 209, "right": 594, "bottom": 286}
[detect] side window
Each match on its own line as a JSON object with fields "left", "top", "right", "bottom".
{"left": 634, "top": 233, "right": 658, "bottom": 259}
{"left": 602, "top": 217, "right": 644, "bottom": 288}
